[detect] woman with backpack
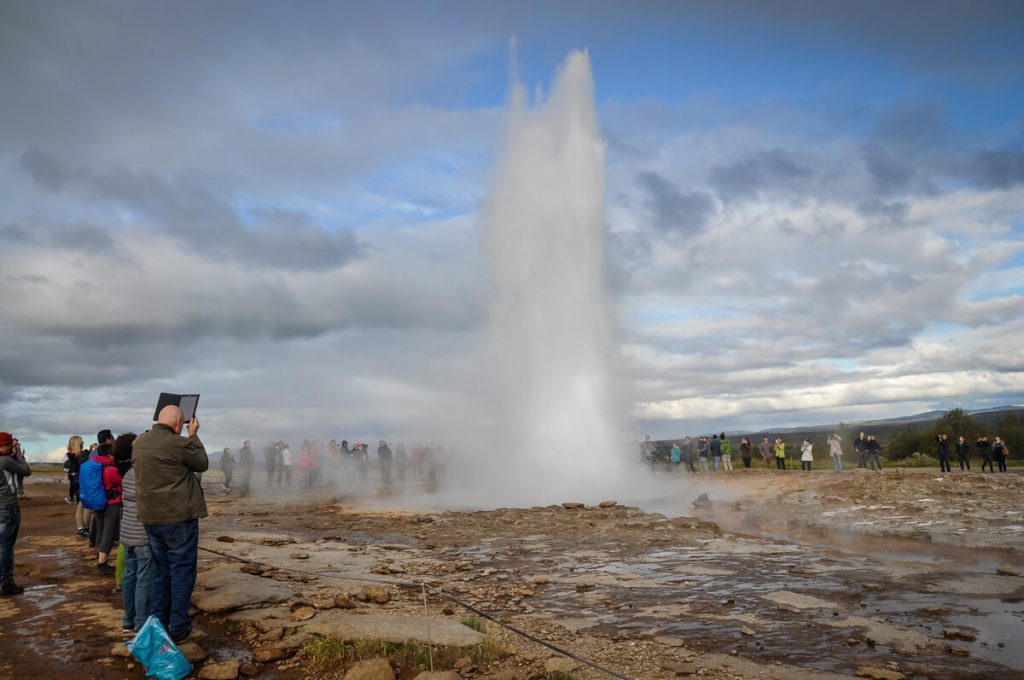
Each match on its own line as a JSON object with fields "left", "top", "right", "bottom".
{"left": 80, "top": 440, "right": 126, "bottom": 573}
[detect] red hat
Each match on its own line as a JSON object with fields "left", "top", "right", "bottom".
{"left": 0, "top": 432, "right": 12, "bottom": 447}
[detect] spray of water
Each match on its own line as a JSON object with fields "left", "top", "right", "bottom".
{"left": 460, "top": 49, "right": 629, "bottom": 504}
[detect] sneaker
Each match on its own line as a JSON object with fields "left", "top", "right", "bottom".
{"left": 76, "top": 528, "right": 89, "bottom": 538}
{"left": 0, "top": 583, "right": 24, "bottom": 596}
{"left": 122, "top": 626, "right": 135, "bottom": 635}
{"left": 96, "top": 563, "right": 115, "bottom": 575}
{"left": 64, "top": 496, "right": 73, "bottom": 504}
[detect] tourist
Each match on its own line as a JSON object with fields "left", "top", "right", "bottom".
{"left": 956, "top": 435, "right": 971, "bottom": 471}
{"left": 854, "top": 432, "right": 868, "bottom": 468}
{"left": 0, "top": 431, "right": 31, "bottom": 596}
{"left": 133, "top": 405, "right": 208, "bottom": 644}
{"left": 670, "top": 442, "right": 682, "bottom": 469}
{"left": 827, "top": 433, "right": 843, "bottom": 473}
{"left": 866, "top": 436, "right": 882, "bottom": 471}
{"left": 936, "top": 433, "right": 952, "bottom": 473}
{"left": 10, "top": 439, "right": 26, "bottom": 498}
{"left": 758, "top": 435, "right": 772, "bottom": 470}
{"left": 710, "top": 434, "right": 722, "bottom": 473}
{"left": 992, "top": 436, "right": 1009, "bottom": 473}
{"left": 119, "top": 454, "right": 152, "bottom": 633}
{"left": 64, "top": 435, "right": 83, "bottom": 503}
{"left": 799, "top": 439, "right": 813, "bottom": 471}
{"left": 85, "top": 441, "right": 124, "bottom": 574}
{"left": 681, "top": 436, "right": 697, "bottom": 473}
{"left": 278, "top": 441, "right": 293, "bottom": 486}
{"left": 774, "top": 438, "right": 787, "bottom": 470}
{"left": 720, "top": 433, "right": 733, "bottom": 472}
{"left": 697, "top": 436, "right": 710, "bottom": 473}
{"left": 378, "top": 440, "right": 393, "bottom": 483}
{"left": 238, "top": 440, "right": 254, "bottom": 492}
{"left": 309, "top": 441, "right": 322, "bottom": 486}
{"left": 976, "top": 436, "right": 993, "bottom": 472}
{"left": 395, "top": 442, "right": 409, "bottom": 481}
{"left": 220, "top": 447, "right": 235, "bottom": 491}
{"left": 739, "top": 437, "right": 752, "bottom": 469}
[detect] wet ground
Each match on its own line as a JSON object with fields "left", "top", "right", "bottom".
{"left": 3, "top": 467, "right": 1022, "bottom": 679}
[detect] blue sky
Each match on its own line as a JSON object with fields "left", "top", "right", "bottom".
{"left": 1, "top": 0, "right": 1022, "bottom": 460}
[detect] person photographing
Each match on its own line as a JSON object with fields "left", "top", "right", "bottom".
{"left": 132, "top": 405, "right": 208, "bottom": 643}
{"left": 0, "top": 432, "right": 31, "bottom": 595}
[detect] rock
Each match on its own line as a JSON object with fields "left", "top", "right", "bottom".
{"left": 387, "top": 564, "right": 406, "bottom": 574}
{"left": 335, "top": 594, "right": 357, "bottom": 609}
{"left": 599, "top": 500, "right": 618, "bottom": 508}
{"left": 192, "top": 566, "right": 294, "bottom": 613}
{"left": 413, "top": 672, "right": 461, "bottom": 680}
{"left": 575, "top": 582, "right": 596, "bottom": 592}
{"left": 543, "top": 657, "right": 578, "bottom": 674}
{"left": 947, "top": 646, "right": 970, "bottom": 657}
{"left": 291, "top": 606, "right": 316, "bottom": 621}
{"left": 357, "top": 585, "right": 391, "bottom": 604}
{"left": 531, "top": 576, "right": 551, "bottom": 585}
{"left": 252, "top": 645, "right": 292, "bottom": 663}
{"left": 344, "top": 657, "right": 395, "bottom": 680}
{"left": 313, "top": 598, "right": 336, "bottom": 609}
{"left": 763, "top": 591, "right": 837, "bottom": 610}
{"left": 240, "top": 563, "right": 264, "bottom": 575}
{"left": 178, "top": 641, "right": 208, "bottom": 664}
{"left": 740, "top": 626, "right": 755, "bottom": 636}
{"left": 517, "top": 588, "right": 536, "bottom": 597}
{"left": 111, "top": 643, "right": 131, "bottom": 658}
{"left": 943, "top": 627, "right": 976, "bottom": 641}
{"left": 482, "top": 672, "right": 525, "bottom": 680}
{"left": 653, "top": 636, "right": 686, "bottom": 647}
{"left": 561, "top": 502, "right": 584, "bottom": 509}
{"left": 261, "top": 628, "right": 284, "bottom": 642}
{"left": 692, "top": 493, "right": 712, "bottom": 508}
{"left": 996, "top": 564, "right": 1022, "bottom": 577}
{"left": 216, "top": 535, "right": 235, "bottom": 543}
{"left": 290, "top": 552, "right": 309, "bottom": 560}
{"left": 238, "top": 662, "right": 259, "bottom": 677}
{"left": 453, "top": 656, "right": 472, "bottom": 670}
{"left": 856, "top": 666, "right": 905, "bottom": 680}
{"left": 198, "top": 659, "right": 241, "bottom": 680}
{"left": 662, "top": 661, "right": 697, "bottom": 675}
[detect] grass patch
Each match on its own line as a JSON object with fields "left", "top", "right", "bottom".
{"left": 303, "top": 635, "right": 508, "bottom": 672}
{"left": 460, "top": 616, "right": 486, "bottom": 633}
{"left": 549, "top": 673, "right": 578, "bottom": 680}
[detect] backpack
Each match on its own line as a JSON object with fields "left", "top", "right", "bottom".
{"left": 79, "top": 458, "right": 108, "bottom": 511}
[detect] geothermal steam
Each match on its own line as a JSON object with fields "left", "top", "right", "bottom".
{"left": 475, "top": 50, "right": 627, "bottom": 503}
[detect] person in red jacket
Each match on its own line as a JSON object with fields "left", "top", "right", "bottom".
{"left": 92, "top": 437, "right": 129, "bottom": 574}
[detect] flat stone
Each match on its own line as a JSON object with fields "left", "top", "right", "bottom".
{"left": 561, "top": 502, "right": 584, "bottom": 509}
{"left": 653, "top": 636, "right": 686, "bottom": 647}
{"left": 856, "top": 666, "right": 905, "bottom": 680}
{"left": 276, "top": 631, "right": 312, "bottom": 651}
{"left": 996, "top": 564, "right": 1022, "bottom": 577}
{"left": 598, "top": 500, "right": 618, "bottom": 508}
{"left": 193, "top": 566, "right": 294, "bottom": 613}
{"left": 335, "top": 595, "right": 358, "bottom": 609}
{"left": 543, "top": 657, "right": 578, "bottom": 673}
{"left": 345, "top": 657, "right": 395, "bottom": 680}
{"left": 943, "top": 627, "right": 976, "bottom": 641}
{"left": 740, "top": 626, "right": 755, "bottom": 636}
{"left": 291, "top": 606, "right": 316, "bottom": 621}
{"left": 306, "top": 612, "right": 485, "bottom": 647}
{"left": 198, "top": 659, "right": 241, "bottom": 680}
{"left": 290, "top": 552, "right": 310, "bottom": 559}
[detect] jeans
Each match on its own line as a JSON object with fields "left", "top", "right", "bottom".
{"left": 122, "top": 544, "right": 154, "bottom": 630}
{"left": 698, "top": 457, "right": 709, "bottom": 473}
{"left": 0, "top": 504, "right": 21, "bottom": 586}
{"left": 712, "top": 455, "right": 721, "bottom": 472}
{"left": 776, "top": 457, "right": 786, "bottom": 470}
{"left": 146, "top": 520, "right": 199, "bottom": 641}
{"left": 857, "top": 450, "right": 867, "bottom": 468}
{"left": 832, "top": 454, "right": 843, "bottom": 472}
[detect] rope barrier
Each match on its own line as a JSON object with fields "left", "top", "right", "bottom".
{"left": 198, "top": 544, "right": 635, "bottom": 680}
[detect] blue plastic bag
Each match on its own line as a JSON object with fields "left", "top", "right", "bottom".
{"left": 126, "top": 615, "right": 193, "bottom": 680}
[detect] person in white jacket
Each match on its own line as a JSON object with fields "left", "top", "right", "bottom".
{"left": 800, "top": 439, "right": 813, "bottom": 472}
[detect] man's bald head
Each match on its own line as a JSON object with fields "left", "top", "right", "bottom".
{"left": 158, "top": 405, "right": 185, "bottom": 434}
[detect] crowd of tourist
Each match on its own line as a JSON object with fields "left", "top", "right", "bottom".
{"left": 645, "top": 429, "right": 1013, "bottom": 475}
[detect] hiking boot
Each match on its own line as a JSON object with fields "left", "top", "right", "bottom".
{"left": 0, "top": 583, "right": 25, "bottom": 596}
{"left": 96, "top": 562, "right": 115, "bottom": 575}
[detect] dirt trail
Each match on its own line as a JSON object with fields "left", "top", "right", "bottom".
{"left": 3, "top": 468, "right": 1022, "bottom": 679}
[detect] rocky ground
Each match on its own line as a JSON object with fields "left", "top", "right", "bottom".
{"left": 1, "top": 467, "right": 1022, "bottom": 680}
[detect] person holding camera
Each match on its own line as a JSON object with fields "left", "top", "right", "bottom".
{"left": 936, "top": 433, "right": 952, "bottom": 473}
{"left": 133, "top": 405, "right": 208, "bottom": 643}
{"left": 0, "top": 432, "right": 32, "bottom": 595}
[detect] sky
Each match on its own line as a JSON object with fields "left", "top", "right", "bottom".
{"left": 2, "top": 0, "right": 1023, "bottom": 462}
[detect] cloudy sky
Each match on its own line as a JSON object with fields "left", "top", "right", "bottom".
{"left": 2, "top": 1, "right": 1023, "bottom": 461}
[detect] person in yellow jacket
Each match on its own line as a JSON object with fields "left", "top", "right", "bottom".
{"left": 774, "top": 438, "right": 787, "bottom": 470}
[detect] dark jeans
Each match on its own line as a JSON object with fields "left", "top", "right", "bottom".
{"left": 146, "top": 520, "right": 199, "bottom": 641}
{"left": 857, "top": 450, "right": 867, "bottom": 468}
{"left": 67, "top": 475, "right": 79, "bottom": 500}
{"left": 742, "top": 457, "right": 752, "bottom": 469}
{"left": 0, "top": 504, "right": 21, "bottom": 586}
{"left": 939, "top": 453, "right": 951, "bottom": 473}
{"left": 958, "top": 453, "right": 971, "bottom": 470}
{"left": 776, "top": 457, "right": 786, "bottom": 470}
{"left": 801, "top": 461, "right": 812, "bottom": 471}
{"left": 122, "top": 544, "right": 154, "bottom": 631}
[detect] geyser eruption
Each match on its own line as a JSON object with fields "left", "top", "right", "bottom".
{"left": 477, "top": 50, "right": 627, "bottom": 503}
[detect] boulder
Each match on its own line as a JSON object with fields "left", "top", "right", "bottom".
{"left": 598, "top": 500, "right": 618, "bottom": 508}
{"left": 178, "top": 642, "right": 207, "bottom": 664}
{"left": 198, "top": 659, "right": 241, "bottom": 680}
{"left": 357, "top": 585, "right": 391, "bottom": 604}
{"left": 345, "top": 658, "right": 395, "bottom": 680}
{"left": 561, "top": 502, "right": 584, "bottom": 509}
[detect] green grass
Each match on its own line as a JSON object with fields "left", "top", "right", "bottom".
{"left": 548, "top": 673, "right": 578, "bottom": 680}
{"left": 460, "top": 616, "right": 486, "bottom": 633}
{"left": 303, "top": 634, "right": 509, "bottom": 672}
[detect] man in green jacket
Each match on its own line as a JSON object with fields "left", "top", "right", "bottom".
{"left": 132, "top": 405, "right": 208, "bottom": 643}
